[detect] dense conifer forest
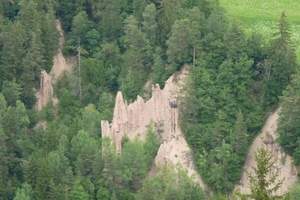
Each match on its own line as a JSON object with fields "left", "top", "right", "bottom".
{"left": 0, "top": 0, "right": 299, "bottom": 199}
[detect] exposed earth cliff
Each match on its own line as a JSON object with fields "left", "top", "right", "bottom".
{"left": 101, "top": 66, "right": 206, "bottom": 188}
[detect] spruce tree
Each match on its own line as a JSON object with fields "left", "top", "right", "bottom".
{"left": 1, "top": 79, "right": 21, "bottom": 106}
{"left": 234, "top": 146, "right": 289, "bottom": 199}
{"left": 19, "top": 31, "right": 45, "bottom": 108}
{"left": 34, "top": 158, "right": 52, "bottom": 200}
{"left": 41, "top": 7, "right": 59, "bottom": 73}
{"left": 1, "top": 21, "right": 26, "bottom": 81}
{"left": 24, "top": 155, "right": 38, "bottom": 189}
{"left": 269, "top": 11, "right": 294, "bottom": 55}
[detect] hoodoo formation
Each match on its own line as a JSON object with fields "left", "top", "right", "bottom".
{"left": 101, "top": 67, "right": 206, "bottom": 188}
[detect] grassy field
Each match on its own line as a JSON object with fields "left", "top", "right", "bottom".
{"left": 220, "top": 0, "right": 300, "bottom": 60}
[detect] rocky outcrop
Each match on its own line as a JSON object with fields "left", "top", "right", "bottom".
{"left": 101, "top": 67, "right": 206, "bottom": 188}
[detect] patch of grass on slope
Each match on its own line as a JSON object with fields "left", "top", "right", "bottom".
{"left": 220, "top": 0, "right": 300, "bottom": 60}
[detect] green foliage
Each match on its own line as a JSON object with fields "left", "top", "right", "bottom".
{"left": 234, "top": 146, "right": 289, "bottom": 199}
{"left": 166, "top": 19, "right": 193, "bottom": 67}
{"left": 40, "top": 100, "right": 55, "bottom": 122}
{"left": 277, "top": 72, "right": 300, "bottom": 164}
{"left": 24, "top": 155, "right": 38, "bottom": 189}
{"left": 1, "top": 79, "right": 21, "bottom": 106}
{"left": 58, "top": 89, "right": 80, "bottom": 117}
{"left": 34, "top": 157, "right": 52, "bottom": 200}
{"left": 156, "top": 0, "right": 184, "bottom": 45}
{"left": 123, "top": 15, "right": 151, "bottom": 70}
{"left": 70, "top": 180, "right": 89, "bottom": 200}
{"left": 136, "top": 163, "right": 205, "bottom": 200}
{"left": 120, "top": 70, "right": 140, "bottom": 102}
{"left": 80, "top": 104, "right": 102, "bottom": 139}
{"left": 14, "top": 183, "right": 32, "bottom": 200}
{"left": 0, "top": 0, "right": 298, "bottom": 199}
{"left": 142, "top": 3, "right": 158, "bottom": 43}
{"left": 41, "top": 7, "right": 60, "bottom": 73}
{"left": 290, "top": 183, "right": 300, "bottom": 200}
{"left": 1, "top": 21, "right": 26, "bottom": 81}
{"left": 122, "top": 137, "right": 147, "bottom": 191}
{"left": 81, "top": 58, "right": 105, "bottom": 88}
{"left": 144, "top": 124, "right": 161, "bottom": 167}
{"left": 95, "top": 0, "right": 123, "bottom": 40}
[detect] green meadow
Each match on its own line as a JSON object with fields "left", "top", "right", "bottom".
{"left": 220, "top": 0, "right": 300, "bottom": 60}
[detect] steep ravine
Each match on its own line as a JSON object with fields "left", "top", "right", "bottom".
{"left": 234, "top": 109, "right": 297, "bottom": 196}
{"left": 35, "top": 20, "right": 75, "bottom": 110}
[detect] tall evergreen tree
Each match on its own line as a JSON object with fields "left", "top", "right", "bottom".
{"left": 92, "top": 0, "right": 122, "bottom": 40}
{"left": 277, "top": 73, "right": 300, "bottom": 164}
{"left": 17, "top": 0, "right": 41, "bottom": 40}
{"left": 268, "top": 11, "right": 294, "bottom": 55}
{"left": 69, "top": 180, "right": 89, "bottom": 200}
{"left": 123, "top": 15, "right": 150, "bottom": 70}
{"left": 19, "top": 31, "right": 45, "bottom": 108}
{"left": 0, "top": 125, "right": 7, "bottom": 199}
{"left": 133, "top": 0, "right": 149, "bottom": 22}
{"left": 234, "top": 146, "right": 289, "bottom": 199}
{"left": 142, "top": 3, "right": 158, "bottom": 43}
{"left": 166, "top": 19, "right": 192, "bottom": 67}
{"left": 24, "top": 155, "right": 38, "bottom": 189}
{"left": 41, "top": 7, "right": 60, "bottom": 73}
{"left": 1, "top": 79, "right": 21, "bottom": 106}
{"left": 1, "top": 22, "right": 26, "bottom": 81}
{"left": 34, "top": 158, "right": 52, "bottom": 200}
{"left": 262, "top": 11, "right": 297, "bottom": 106}
{"left": 13, "top": 183, "right": 32, "bottom": 200}
{"left": 157, "top": 0, "right": 183, "bottom": 45}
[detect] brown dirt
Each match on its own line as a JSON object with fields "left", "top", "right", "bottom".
{"left": 35, "top": 20, "right": 75, "bottom": 110}
{"left": 233, "top": 108, "right": 297, "bottom": 196}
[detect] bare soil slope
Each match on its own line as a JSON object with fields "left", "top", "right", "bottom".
{"left": 35, "top": 20, "right": 75, "bottom": 110}
{"left": 234, "top": 109, "right": 297, "bottom": 195}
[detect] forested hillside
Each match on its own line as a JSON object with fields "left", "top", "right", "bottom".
{"left": 0, "top": 0, "right": 299, "bottom": 199}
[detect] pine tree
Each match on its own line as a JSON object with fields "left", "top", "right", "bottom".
{"left": 17, "top": 0, "right": 41, "bottom": 40}
{"left": 19, "top": 31, "right": 45, "bottom": 108}
{"left": 34, "top": 158, "right": 52, "bottom": 200}
{"left": 1, "top": 21, "right": 26, "bottom": 81}
{"left": 41, "top": 7, "right": 60, "bottom": 73}
{"left": 269, "top": 11, "right": 294, "bottom": 55}
{"left": 263, "top": 12, "right": 297, "bottom": 106}
{"left": 231, "top": 110, "right": 248, "bottom": 157}
{"left": 123, "top": 15, "right": 150, "bottom": 70}
{"left": 24, "top": 155, "right": 38, "bottom": 189}
{"left": 133, "top": 0, "right": 149, "bottom": 22}
{"left": 69, "top": 180, "right": 89, "bottom": 200}
{"left": 142, "top": 3, "right": 158, "bottom": 43}
{"left": 157, "top": 0, "right": 183, "bottom": 45}
{"left": 166, "top": 19, "right": 192, "bottom": 66}
{"left": 91, "top": 0, "right": 122, "bottom": 40}
{"left": 1, "top": 79, "right": 21, "bottom": 106}
{"left": 277, "top": 73, "right": 300, "bottom": 164}
{"left": 63, "top": 167, "right": 74, "bottom": 197}
{"left": 13, "top": 183, "right": 33, "bottom": 200}
{"left": 0, "top": 125, "right": 8, "bottom": 182}
{"left": 234, "top": 146, "right": 289, "bottom": 199}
